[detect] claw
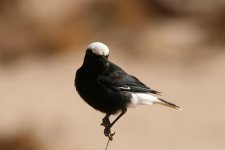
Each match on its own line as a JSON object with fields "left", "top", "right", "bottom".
{"left": 104, "top": 126, "right": 115, "bottom": 141}
{"left": 105, "top": 129, "right": 115, "bottom": 141}
{"left": 108, "top": 132, "right": 115, "bottom": 141}
{"left": 101, "top": 121, "right": 109, "bottom": 127}
{"left": 101, "top": 116, "right": 110, "bottom": 128}
{"left": 104, "top": 126, "right": 110, "bottom": 136}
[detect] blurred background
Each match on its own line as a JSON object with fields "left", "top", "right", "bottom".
{"left": 0, "top": 0, "right": 225, "bottom": 150}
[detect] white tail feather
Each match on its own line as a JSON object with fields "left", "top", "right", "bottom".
{"left": 129, "top": 93, "right": 181, "bottom": 110}
{"left": 129, "top": 93, "right": 158, "bottom": 108}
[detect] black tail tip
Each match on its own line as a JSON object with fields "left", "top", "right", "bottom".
{"left": 151, "top": 90, "right": 161, "bottom": 95}
{"left": 158, "top": 98, "right": 182, "bottom": 111}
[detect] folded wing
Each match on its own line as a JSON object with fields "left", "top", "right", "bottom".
{"left": 97, "top": 71, "right": 160, "bottom": 95}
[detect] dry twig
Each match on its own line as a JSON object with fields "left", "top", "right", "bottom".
{"left": 105, "top": 137, "right": 111, "bottom": 150}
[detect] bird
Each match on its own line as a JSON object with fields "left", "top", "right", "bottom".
{"left": 75, "top": 42, "right": 181, "bottom": 140}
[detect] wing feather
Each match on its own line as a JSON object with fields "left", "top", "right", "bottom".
{"left": 97, "top": 66, "right": 160, "bottom": 94}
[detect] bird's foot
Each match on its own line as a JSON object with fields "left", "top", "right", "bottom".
{"left": 104, "top": 126, "right": 115, "bottom": 141}
{"left": 101, "top": 116, "right": 111, "bottom": 128}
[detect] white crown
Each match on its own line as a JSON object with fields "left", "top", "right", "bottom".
{"left": 88, "top": 42, "right": 109, "bottom": 56}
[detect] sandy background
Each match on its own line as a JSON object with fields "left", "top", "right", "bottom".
{"left": 0, "top": 1, "right": 225, "bottom": 150}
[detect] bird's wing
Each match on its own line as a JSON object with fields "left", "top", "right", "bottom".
{"left": 97, "top": 71, "right": 160, "bottom": 94}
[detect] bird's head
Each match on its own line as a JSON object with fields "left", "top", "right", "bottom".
{"left": 83, "top": 42, "right": 110, "bottom": 73}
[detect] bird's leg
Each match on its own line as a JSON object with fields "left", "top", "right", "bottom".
{"left": 101, "top": 114, "right": 114, "bottom": 141}
{"left": 104, "top": 108, "right": 127, "bottom": 140}
{"left": 101, "top": 114, "right": 111, "bottom": 128}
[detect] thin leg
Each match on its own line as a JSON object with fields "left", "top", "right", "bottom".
{"left": 104, "top": 108, "right": 127, "bottom": 139}
{"left": 110, "top": 108, "right": 127, "bottom": 127}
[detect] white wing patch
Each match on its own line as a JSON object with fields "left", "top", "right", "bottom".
{"left": 119, "top": 86, "right": 131, "bottom": 90}
{"left": 128, "top": 93, "right": 159, "bottom": 108}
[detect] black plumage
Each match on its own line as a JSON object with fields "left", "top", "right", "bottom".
{"left": 75, "top": 42, "right": 180, "bottom": 139}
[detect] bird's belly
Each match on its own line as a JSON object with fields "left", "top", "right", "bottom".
{"left": 77, "top": 81, "right": 129, "bottom": 114}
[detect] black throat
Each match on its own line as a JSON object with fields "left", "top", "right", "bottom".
{"left": 82, "top": 49, "right": 109, "bottom": 75}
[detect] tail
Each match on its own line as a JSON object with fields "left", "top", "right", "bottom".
{"left": 129, "top": 93, "right": 182, "bottom": 110}
{"left": 150, "top": 89, "right": 161, "bottom": 95}
{"left": 157, "top": 98, "right": 182, "bottom": 111}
